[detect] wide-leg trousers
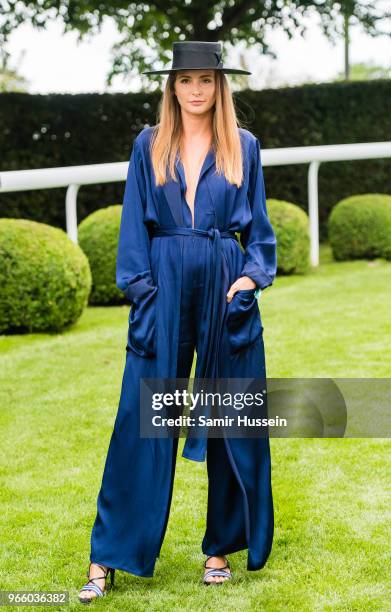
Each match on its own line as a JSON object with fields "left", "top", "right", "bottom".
{"left": 89, "top": 235, "right": 266, "bottom": 577}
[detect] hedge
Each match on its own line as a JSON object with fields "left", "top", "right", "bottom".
{"left": 0, "top": 219, "right": 91, "bottom": 333}
{"left": 328, "top": 193, "right": 391, "bottom": 261}
{"left": 267, "top": 199, "right": 310, "bottom": 274}
{"left": 0, "top": 79, "right": 390, "bottom": 241}
{"left": 78, "top": 205, "right": 124, "bottom": 305}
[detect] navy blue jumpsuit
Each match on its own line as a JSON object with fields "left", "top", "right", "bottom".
{"left": 89, "top": 125, "right": 278, "bottom": 577}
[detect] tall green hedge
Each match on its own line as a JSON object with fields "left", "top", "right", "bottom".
{"left": 0, "top": 80, "right": 390, "bottom": 241}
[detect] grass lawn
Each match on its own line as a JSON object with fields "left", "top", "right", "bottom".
{"left": 1, "top": 244, "right": 390, "bottom": 611}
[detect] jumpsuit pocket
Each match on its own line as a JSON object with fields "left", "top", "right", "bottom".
{"left": 226, "top": 289, "right": 263, "bottom": 353}
{"left": 126, "top": 285, "right": 158, "bottom": 358}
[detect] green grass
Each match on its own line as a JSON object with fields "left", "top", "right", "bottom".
{"left": 1, "top": 244, "right": 390, "bottom": 611}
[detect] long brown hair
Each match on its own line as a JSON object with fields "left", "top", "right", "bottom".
{"left": 150, "top": 70, "right": 245, "bottom": 188}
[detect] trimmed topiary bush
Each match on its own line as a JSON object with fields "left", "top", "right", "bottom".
{"left": 0, "top": 219, "right": 91, "bottom": 333}
{"left": 267, "top": 198, "right": 310, "bottom": 274}
{"left": 328, "top": 193, "right": 391, "bottom": 261}
{"left": 78, "top": 205, "right": 124, "bottom": 305}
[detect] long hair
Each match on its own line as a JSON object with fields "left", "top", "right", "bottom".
{"left": 149, "top": 70, "right": 245, "bottom": 188}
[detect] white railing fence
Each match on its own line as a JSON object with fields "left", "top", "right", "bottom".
{"left": 1, "top": 141, "right": 390, "bottom": 266}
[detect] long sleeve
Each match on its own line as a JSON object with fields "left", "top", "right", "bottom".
{"left": 116, "top": 137, "right": 155, "bottom": 303}
{"left": 240, "top": 137, "right": 277, "bottom": 290}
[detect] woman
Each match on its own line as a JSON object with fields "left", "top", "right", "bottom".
{"left": 79, "top": 40, "right": 277, "bottom": 602}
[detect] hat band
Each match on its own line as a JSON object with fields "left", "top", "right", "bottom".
{"left": 172, "top": 49, "right": 223, "bottom": 70}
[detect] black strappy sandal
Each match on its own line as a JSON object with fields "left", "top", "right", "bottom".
{"left": 78, "top": 562, "right": 115, "bottom": 604}
{"left": 203, "top": 556, "right": 232, "bottom": 585}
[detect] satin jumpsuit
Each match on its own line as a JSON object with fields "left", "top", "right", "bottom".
{"left": 89, "top": 126, "right": 278, "bottom": 577}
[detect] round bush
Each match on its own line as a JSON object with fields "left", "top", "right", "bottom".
{"left": 267, "top": 198, "right": 310, "bottom": 274}
{"left": 0, "top": 219, "right": 91, "bottom": 333}
{"left": 328, "top": 193, "right": 391, "bottom": 261}
{"left": 78, "top": 205, "right": 124, "bottom": 305}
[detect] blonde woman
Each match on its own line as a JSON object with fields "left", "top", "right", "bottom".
{"left": 79, "top": 41, "right": 277, "bottom": 602}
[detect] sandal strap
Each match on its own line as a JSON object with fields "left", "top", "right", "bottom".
{"left": 204, "top": 568, "right": 232, "bottom": 580}
{"left": 79, "top": 583, "right": 104, "bottom": 597}
{"left": 86, "top": 562, "right": 109, "bottom": 582}
{"left": 88, "top": 562, "right": 108, "bottom": 575}
{"left": 204, "top": 563, "right": 230, "bottom": 570}
{"left": 85, "top": 575, "right": 107, "bottom": 583}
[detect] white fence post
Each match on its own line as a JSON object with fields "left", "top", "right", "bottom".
{"left": 65, "top": 184, "right": 80, "bottom": 244}
{"left": 308, "top": 161, "right": 320, "bottom": 267}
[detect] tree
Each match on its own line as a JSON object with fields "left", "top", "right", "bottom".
{"left": 0, "top": 50, "right": 29, "bottom": 92}
{"left": 334, "top": 60, "right": 391, "bottom": 81}
{"left": 327, "top": 0, "right": 391, "bottom": 79}
{"left": 0, "top": 0, "right": 389, "bottom": 87}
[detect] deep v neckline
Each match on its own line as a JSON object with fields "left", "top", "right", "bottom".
{"left": 177, "top": 146, "right": 213, "bottom": 228}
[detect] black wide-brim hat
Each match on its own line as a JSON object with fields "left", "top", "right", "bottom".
{"left": 142, "top": 41, "right": 251, "bottom": 75}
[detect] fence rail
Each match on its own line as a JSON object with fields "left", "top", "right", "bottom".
{"left": 1, "top": 141, "right": 391, "bottom": 266}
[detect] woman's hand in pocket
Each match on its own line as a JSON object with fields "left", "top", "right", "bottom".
{"left": 226, "top": 276, "right": 257, "bottom": 303}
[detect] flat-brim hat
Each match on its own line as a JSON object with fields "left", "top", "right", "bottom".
{"left": 142, "top": 41, "right": 251, "bottom": 75}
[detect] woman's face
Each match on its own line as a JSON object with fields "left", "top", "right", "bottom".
{"left": 173, "top": 69, "right": 216, "bottom": 116}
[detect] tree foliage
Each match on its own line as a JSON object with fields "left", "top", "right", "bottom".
{"left": 0, "top": 0, "right": 389, "bottom": 84}
{"left": 0, "top": 50, "right": 29, "bottom": 92}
